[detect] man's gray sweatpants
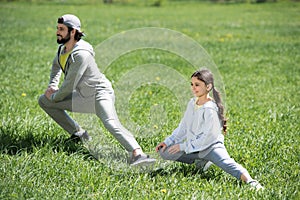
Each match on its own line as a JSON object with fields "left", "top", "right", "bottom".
{"left": 38, "top": 88, "right": 141, "bottom": 152}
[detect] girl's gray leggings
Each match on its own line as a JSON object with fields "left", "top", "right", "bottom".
{"left": 159, "top": 144, "right": 248, "bottom": 180}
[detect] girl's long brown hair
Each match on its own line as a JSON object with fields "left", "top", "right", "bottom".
{"left": 191, "top": 69, "right": 227, "bottom": 134}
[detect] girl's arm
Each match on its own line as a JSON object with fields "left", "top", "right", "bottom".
{"left": 163, "top": 99, "right": 193, "bottom": 147}
{"left": 163, "top": 125, "right": 186, "bottom": 147}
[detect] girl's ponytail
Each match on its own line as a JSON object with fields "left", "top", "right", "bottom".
{"left": 212, "top": 87, "right": 227, "bottom": 134}
{"left": 191, "top": 68, "right": 227, "bottom": 134}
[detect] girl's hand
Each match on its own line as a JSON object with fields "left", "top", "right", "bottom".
{"left": 168, "top": 144, "right": 180, "bottom": 154}
{"left": 155, "top": 142, "right": 167, "bottom": 152}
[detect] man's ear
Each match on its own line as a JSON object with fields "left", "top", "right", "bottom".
{"left": 71, "top": 29, "right": 76, "bottom": 36}
{"left": 207, "top": 83, "right": 213, "bottom": 91}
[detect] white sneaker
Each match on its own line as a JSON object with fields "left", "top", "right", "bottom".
{"left": 249, "top": 180, "right": 264, "bottom": 191}
{"left": 72, "top": 130, "right": 92, "bottom": 142}
{"left": 195, "top": 160, "right": 213, "bottom": 172}
{"left": 203, "top": 161, "right": 213, "bottom": 172}
{"left": 130, "top": 154, "right": 156, "bottom": 167}
{"left": 81, "top": 131, "right": 92, "bottom": 142}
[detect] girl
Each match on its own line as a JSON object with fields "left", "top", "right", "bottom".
{"left": 155, "top": 68, "right": 264, "bottom": 190}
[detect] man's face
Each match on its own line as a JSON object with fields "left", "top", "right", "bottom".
{"left": 56, "top": 23, "right": 70, "bottom": 44}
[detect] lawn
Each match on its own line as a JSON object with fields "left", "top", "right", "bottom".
{"left": 0, "top": 1, "right": 299, "bottom": 199}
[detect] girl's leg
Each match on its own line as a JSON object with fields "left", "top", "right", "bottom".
{"left": 159, "top": 146, "right": 199, "bottom": 164}
{"left": 205, "top": 146, "right": 264, "bottom": 190}
{"left": 204, "top": 144, "right": 250, "bottom": 180}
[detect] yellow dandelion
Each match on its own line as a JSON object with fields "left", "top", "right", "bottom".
{"left": 21, "top": 93, "right": 26, "bottom": 97}
{"left": 156, "top": 76, "right": 160, "bottom": 81}
{"left": 161, "top": 189, "right": 167, "bottom": 193}
{"left": 148, "top": 91, "right": 153, "bottom": 95}
{"left": 226, "top": 33, "right": 233, "bottom": 39}
{"left": 219, "top": 38, "right": 225, "bottom": 42}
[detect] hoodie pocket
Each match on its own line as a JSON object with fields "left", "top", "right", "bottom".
{"left": 77, "top": 81, "right": 96, "bottom": 98}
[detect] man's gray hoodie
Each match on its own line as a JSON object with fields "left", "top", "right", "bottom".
{"left": 49, "top": 40, "right": 112, "bottom": 102}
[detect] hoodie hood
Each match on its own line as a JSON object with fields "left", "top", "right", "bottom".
{"left": 72, "top": 39, "right": 95, "bottom": 57}
{"left": 192, "top": 97, "right": 218, "bottom": 111}
{"left": 203, "top": 100, "right": 218, "bottom": 111}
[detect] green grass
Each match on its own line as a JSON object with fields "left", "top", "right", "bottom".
{"left": 0, "top": 1, "right": 299, "bottom": 199}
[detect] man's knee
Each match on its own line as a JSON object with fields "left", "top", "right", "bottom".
{"left": 38, "top": 94, "right": 47, "bottom": 108}
{"left": 38, "top": 94, "right": 55, "bottom": 110}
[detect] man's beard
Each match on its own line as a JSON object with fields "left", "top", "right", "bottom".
{"left": 57, "top": 32, "right": 71, "bottom": 44}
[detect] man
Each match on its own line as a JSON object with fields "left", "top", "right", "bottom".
{"left": 38, "top": 14, "right": 155, "bottom": 166}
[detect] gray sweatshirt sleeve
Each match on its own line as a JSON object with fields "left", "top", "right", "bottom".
{"left": 164, "top": 123, "right": 187, "bottom": 147}
{"left": 164, "top": 100, "right": 193, "bottom": 147}
{"left": 48, "top": 56, "right": 62, "bottom": 88}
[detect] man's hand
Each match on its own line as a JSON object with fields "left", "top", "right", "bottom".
{"left": 45, "top": 86, "right": 58, "bottom": 100}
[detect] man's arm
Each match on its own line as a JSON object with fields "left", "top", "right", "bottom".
{"left": 48, "top": 56, "right": 62, "bottom": 89}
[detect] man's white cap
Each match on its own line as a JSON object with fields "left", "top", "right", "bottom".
{"left": 58, "top": 14, "right": 85, "bottom": 36}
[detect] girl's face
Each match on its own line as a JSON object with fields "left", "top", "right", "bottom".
{"left": 191, "top": 77, "right": 208, "bottom": 98}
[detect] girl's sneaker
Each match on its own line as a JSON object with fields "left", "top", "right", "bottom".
{"left": 195, "top": 160, "right": 213, "bottom": 172}
{"left": 248, "top": 180, "right": 264, "bottom": 191}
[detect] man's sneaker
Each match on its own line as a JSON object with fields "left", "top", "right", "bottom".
{"left": 248, "top": 180, "right": 264, "bottom": 191}
{"left": 130, "top": 154, "right": 156, "bottom": 167}
{"left": 81, "top": 131, "right": 92, "bottom": 142}
{"left": 69, "top": 134, "right": 81, "bottom": 143}
{"left": 195, "top": 160, "right": 213, "bottom": 172}
{"left": 72, "top": 131, "right": 92, "bottom": 142}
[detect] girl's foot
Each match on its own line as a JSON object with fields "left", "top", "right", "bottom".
{"left": 248, "top": 180, "right": 264, "bottom": 191}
